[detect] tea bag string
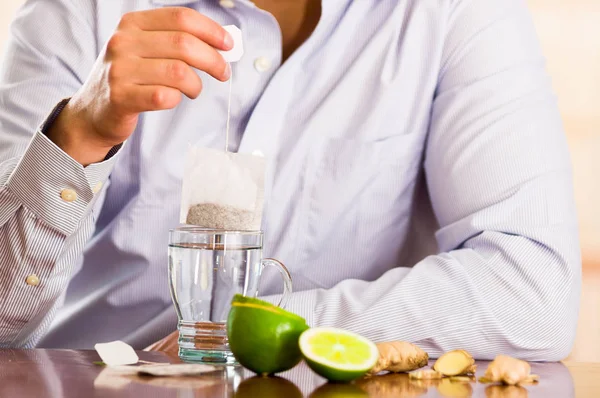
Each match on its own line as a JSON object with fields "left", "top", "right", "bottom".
{"left": 225, "top": 64, "right": 233, "bottom": 153}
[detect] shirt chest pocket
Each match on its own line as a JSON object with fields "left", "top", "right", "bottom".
{"left": 300, "top": 133, "right": 425, "bottom": 265}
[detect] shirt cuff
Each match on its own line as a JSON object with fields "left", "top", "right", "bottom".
{"left": 6, "top": 131, "right": 121, "bottom": 236}
{"left": 261, "top": 288, "right": 320, "bottom": 328}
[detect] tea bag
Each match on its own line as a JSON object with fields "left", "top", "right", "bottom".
{"left": 94, "top": 340, "right": 219, "bottom": 379}
{"left": 180, "top": 148, "right": 266, "bottom": 230}
{"left": 179, "top": 25, "right": 266, "bottom": 231}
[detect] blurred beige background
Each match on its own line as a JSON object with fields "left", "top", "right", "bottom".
{"left": 0, "top": 0, "right": 598, "bottom": 360}
{"left": 0, "top": 2, "right": 20, "bottom": 47}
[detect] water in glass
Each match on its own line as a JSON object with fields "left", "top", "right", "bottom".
{"left": 168, "top": 242, "right": 261, "bottom": 364}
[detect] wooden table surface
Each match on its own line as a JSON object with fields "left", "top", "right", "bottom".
{"left": 0, "top": 349, "right": 598, "bottom": 397}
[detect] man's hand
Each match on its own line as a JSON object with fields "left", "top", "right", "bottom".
{"left": 47, "top": 7, "right": 233, "bottom": 166}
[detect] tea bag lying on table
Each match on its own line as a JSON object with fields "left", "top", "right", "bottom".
{"left": 94, "top": 340, "right": 219, "bottom": 378}
{"left": 111, "top": 363, "right": 220, "bottom": 377}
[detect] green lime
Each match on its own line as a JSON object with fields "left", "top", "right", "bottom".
{"left": 235, "top": 376, "right": 303, "bottom": 398}
{"left": 227, "top": 294, "right": 309, "bottom": 375}
{"left": 299, "top": 327, "right": 379, "bottom": 383}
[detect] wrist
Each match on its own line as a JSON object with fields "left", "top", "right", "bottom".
{"left": 45, "top": 101, "right": 115, "bottom": 167}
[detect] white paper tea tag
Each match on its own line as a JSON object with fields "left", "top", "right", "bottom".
{"left": 94, "top": 340, "right": 139, "bottom": 366}
{"left": 219, "top": 25, "right": 244, "bottom": 63}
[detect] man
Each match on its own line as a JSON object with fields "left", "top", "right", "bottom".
{"left": 0, "top": 0, "right": 581, "bottom": 360}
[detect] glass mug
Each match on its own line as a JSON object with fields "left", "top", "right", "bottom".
{"left": 168, "top": 226, "right": 292, "bottom": 364}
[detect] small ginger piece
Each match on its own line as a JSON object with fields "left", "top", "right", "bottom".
{"left": 409, "top": 369, "right": 444, "bottom": 380}
{"left": 433, "top": 349, "right": 476, "bottom": 376}
{"left": 367, "top": 341, "right": 429, "bottom": 375}
{"left": 519, "top": 374, "right": 540, "bottom": 385}
{"left": 480, "top": 355, "right": 536, "bottom": 386}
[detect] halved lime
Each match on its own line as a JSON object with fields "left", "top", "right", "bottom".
{"left": 227, "top": 294, "right": 309, "bottom": 376}
{"left": 299, "top": 327, "right": 379, "bottom": 382}
{"left": 231, "top": 294, "right": 306, "bottom": 322}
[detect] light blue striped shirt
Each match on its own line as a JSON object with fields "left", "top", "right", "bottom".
{"left": 0, "top": 0, "right": 581, "bottom": 360}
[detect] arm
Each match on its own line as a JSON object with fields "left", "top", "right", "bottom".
{"left": 0, "top": 0, "right": 115, "bottom": 347}
{"left": 268, "top": 0, "right": 581, "bottom": 361}
{"left": 0, "top": 2, "right": 233, "bottom": 347}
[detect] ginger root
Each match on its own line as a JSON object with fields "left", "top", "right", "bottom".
{"left": 479, "top": 355, "right": 539, "bottom": 386}
{"left": 408, "top": 369, "right": 444, "bottom": 380}
{"left": 433, "top": 349, "right": 476, "bottom": 376}
{"left": 367, "top": 341, "right": 429, "bottom": 375}
{"left": 519, "top": 374, "right": 539, "bottom": 385}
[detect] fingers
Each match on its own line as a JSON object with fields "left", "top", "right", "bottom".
{"left": 136, "top": 31, "right": 230, "bottom": 81}
{"left": 111, "top": 84, "right": 183, "bottom": 114}
{"left": 102, "top": 7, "right": 233, "bottom": 118}
{"left": 119, "top": 7, "right": 233, "bottom": 51}
{"left": 109, "top": 57, "right": 204, "bottom": 99}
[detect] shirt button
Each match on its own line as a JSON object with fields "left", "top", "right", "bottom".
{"left": 60, "top": 189, "right": 78, "bottom": 202}
{"left": 26, "top": 274, "right": 40, "bottom": 286}
{"left": 219, "top": 0, "right": 235, "bottom": 8}
{"left": 252, "top": 150, "right": 265, "bottom": 157}
{"left": 254, "top": 57, "right": 272, "bottom": 73}
{"left": 92, "top": 182, "right": 103, "bottom": 194}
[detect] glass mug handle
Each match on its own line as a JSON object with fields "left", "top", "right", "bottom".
{"left": 260, "top": 258, "right": 293, "bottom": 309}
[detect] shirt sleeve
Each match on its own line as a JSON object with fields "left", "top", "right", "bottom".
{"left": 264, "top": 0, "right": 581, "bottom": 361}
{"left": 0, "top": 0, "right": 118, "bottom": 347}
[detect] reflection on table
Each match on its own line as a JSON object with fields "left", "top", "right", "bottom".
{"left": 0, "top": 349, "right": 582, "bottom": 397}
{"left": 94, "top": 357, "right": 576, "bottom": 398}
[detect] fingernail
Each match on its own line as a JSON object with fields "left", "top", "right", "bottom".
{"left": 223, "top": 32, "right": 234, "bottom": 50}
{"left": 223, "top": 63, "right": 231, "bottom": 80}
